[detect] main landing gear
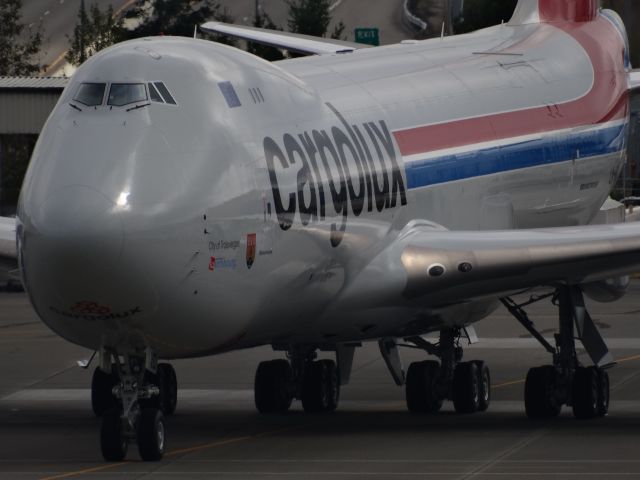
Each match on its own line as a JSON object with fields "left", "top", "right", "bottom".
{"left": 254, "top": 345, "right": 355, "bottom": 414}
{"left": 381, "top": 327, "right": 491, "bottom": 414}
{"left": 501, "top": 285, "right": 613, "bottom": 420}
{"left": 90, "top": 347, "right": 178, "bottom": 461}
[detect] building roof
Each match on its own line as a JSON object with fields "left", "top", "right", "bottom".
{"left": 0, "top": 76, "right": 70, "bottom": 90}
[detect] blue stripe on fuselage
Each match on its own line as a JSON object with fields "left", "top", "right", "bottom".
{"left": 404, "top": 123, "right": 627, "bottom": 190}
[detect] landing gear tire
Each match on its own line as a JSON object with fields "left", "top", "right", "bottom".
{"left": 255, "top": 359, "right": 294, "bottom": 414}
{"left": 473, "top": 361, "right": 491, "bottom": 412}
{"left": 137, "top": 408, "right": 166, "bottom": 462}
{"left": 158, "top": 363, "right": 178, "bottom": 416}
{"left": 100, "top": 409, "right": 128, "bottom": 462}
{"left": 405, "top": 361, "right": 443, "bottom": 414}
{"left": 525, "top": 366, "right": 561, "bottom": 419}
{"left": 91, "top": 367, "right": 118, "bottom": 417}
{"left": 453, "top": 362, "right": 480, "bottom": 414}
{"left": 572, "top": 367, "right": 600, "bottom": 419}
{"left": 596, "top": 368, "right": 610, "bottom": 417}
{"left": 302, "top": 360, "right": 339, "bottom": 413}
{"left": 139, "top": 364, "right": 177, "bottom": 416}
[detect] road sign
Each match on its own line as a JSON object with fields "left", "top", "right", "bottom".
{"left": 355, "top": 28, "right": 380, "bottom": 46}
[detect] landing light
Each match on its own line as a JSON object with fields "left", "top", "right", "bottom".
{"left": 116, "top": 192, "right": 130, "bottom": 207}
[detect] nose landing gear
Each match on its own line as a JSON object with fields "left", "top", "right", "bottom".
{"left": 91, "top": 348, "right": 178, "bottom": 462}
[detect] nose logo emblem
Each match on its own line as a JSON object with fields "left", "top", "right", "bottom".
{"left": 246, "top": 234, "right": 257, "bottom": 270}
{"left": 71, "top": 301, "right": 112, "bottom": 315}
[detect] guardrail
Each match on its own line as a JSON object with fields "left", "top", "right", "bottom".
{"left": 403, "top": 0, "right": 428, "bottom": 31}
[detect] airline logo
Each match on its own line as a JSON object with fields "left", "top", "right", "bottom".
{"left": 264, "top": 103, "right": 407, "bottom": 247}
{"left": 246, "top": 233, "right": 257, "bottom": 269}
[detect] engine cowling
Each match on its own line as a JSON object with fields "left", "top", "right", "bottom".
{"left": 582, "top": 276, "right": 630, "bottom": 303}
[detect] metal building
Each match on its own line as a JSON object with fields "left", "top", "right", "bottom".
{"left": 0, "top": 77, "right": 69, "bottom": 134}
{"left": 0, "top": 77, "right": 69, "bottom": 215}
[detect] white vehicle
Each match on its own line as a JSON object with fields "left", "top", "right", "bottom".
{"left": 6, "top": 0, "right": 640, "bottom": 462}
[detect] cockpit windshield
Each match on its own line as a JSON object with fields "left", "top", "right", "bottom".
{"left": 73, "top": 83, "right": 106, "bottom": 106}
{"left": 107, "top": 83, "right": 147, "bottom": 107}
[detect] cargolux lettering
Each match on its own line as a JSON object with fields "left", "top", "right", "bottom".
{"left": 264, "top": 103, "right": 407, "bottom": 247}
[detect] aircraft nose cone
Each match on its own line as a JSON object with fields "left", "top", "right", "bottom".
{"left": 33, "top": 185, "right": 124, "bottom": 269}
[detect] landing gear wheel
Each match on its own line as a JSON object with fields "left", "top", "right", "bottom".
{"left": 405, "top": 361, "right": 443, "bottom": 414}
{"left": 473, "top": 361, "right": 491, "bottom": 412}
{"left": 158, "top": 363, "right": 178, "bottom": 415}
{"left": 596, "top": 368, "right": 610, "bottom": 417}
{"left": 91, "top": 367, "right": 118, "bottom": 417}
{"left": 255, "top": 360, "right": 294, "bottom": 414}
{"left": 100, "top": 409, "right": 128, "bottom": 462}
{"left": 302, "top": 360, "right": 339, "bottom": 413}
{"left": 453, "top": 362, "right": 480, "bottom": 413}
{"left": 572, "top": 367, "right": 599, "bottom": 419}
{"left": 137, "top": 408, "right": 165, "bottom": 461}
{"left": 525, "top": 366, "right": 561, "bottom": 419}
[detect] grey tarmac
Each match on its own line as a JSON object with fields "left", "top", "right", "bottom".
{"left": 1, "top": 282, "right": 640, "bottom": 479}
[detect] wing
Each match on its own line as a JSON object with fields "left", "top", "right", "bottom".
{"left": 200, "top": 22, "right": 372, "bottom": 56}
{"left": 630, "top": 70, "right": 640, "bottom": 91}
{"left": 343, "top": 221, "right": 640, "bottom": 307}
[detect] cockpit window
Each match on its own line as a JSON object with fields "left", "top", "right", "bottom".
{"left": 73, "top": 83, "right": 106, "bottom": 106}
{"left": 154, "top": 82, "right": 177, "bottom": 105}
{"left": 148, "top": 83, "right": 164, "bottom": 103}
{"left": 107, "top": 83, "right": 147, "bottom": 107}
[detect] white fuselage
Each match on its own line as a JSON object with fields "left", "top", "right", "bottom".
{"left": 17, "top": 10, "right": 629, "bottom": 358}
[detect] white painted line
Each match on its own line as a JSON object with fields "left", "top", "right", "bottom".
{"left": 329, "top": 0, "right": 344, "bottom": 12}
{"left": 0, "top": 389, "right": 254, "bottom": 402}
{"left": 422, "top": 337, "right": 640, "bottom": 349}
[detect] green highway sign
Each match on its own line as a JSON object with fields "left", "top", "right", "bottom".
{"left": 355, "top": 27, "right": 380, "bottom": 46}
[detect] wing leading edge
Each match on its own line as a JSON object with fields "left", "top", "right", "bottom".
{"left": 200, "top": 22, "right": 372, "bottom": 55}
{"left": 343, "top": 221, "right": 640, "bottom": 308}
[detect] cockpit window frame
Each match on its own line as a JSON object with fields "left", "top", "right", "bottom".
{"left": 148, "top": 82, "right": 164, "bottom": 103}
{"left": 107, "top": 83, "right": 148, "bottom": 107}
{"left": 73, "top": 82, "right": 107, "bottom": 107}
{"left": 152, "top": 82, "right": 178, "bottom": 106}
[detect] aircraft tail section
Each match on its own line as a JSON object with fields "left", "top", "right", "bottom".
{"left": 510, "top": 0, "right": 599, "bottom": 25}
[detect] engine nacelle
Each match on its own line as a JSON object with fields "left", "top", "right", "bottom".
{"left": 582, "top": 276, "right": 630, "bottom": 303}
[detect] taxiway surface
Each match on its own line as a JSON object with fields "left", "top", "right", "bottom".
{"left": 1, "top": 283, "right": 640, "bottom": 479}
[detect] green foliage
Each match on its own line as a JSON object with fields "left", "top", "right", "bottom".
{"left": 0, "top": 134, "right": 37, "bottom": 215}
{"left": 453, "top": 0, "right": 518, "bottom": 34}
{"left": 248, "top": 12, "right": 285, "bottom": 62}
{"left": 66, "top": 1, "right": 125, "bottom": 66}
{"left": 0, "top": 0, "right": 42, "bottom": 75}
{"left": 286, "top": 0, "right": 332, "bottom": 37}
{"left": 330, "top": 21, "right": 346, "bottom": 41}
{"left": 130, "top": 0, "right": 234, "bottom": 43}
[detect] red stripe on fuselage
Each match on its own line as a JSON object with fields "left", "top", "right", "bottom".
{"left": 394, "top": 14, "right": 628, "bottom": 157}
{"left": 539, "top": 0, "right": 598, "bottom": 23}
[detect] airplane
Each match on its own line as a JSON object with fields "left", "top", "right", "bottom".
{"left": 3, "top": 0, "right": 640, "bottom": 463}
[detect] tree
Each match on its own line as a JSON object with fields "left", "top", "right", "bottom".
{"left": 248, "top": 11, "right": 285, "bottom": 62}
{"left": 286, "top": 0, "right": 333, "bottom": 37}
{"left": 130, "top": 0, "right": 234, "bottom": 42}
{"left": 67, "top": 1, "right": 125, "bottom": 66}
{"left": 0, "top": 0, "right": 42, "bottom": 76}
{"left": 453, "top": 0, "right": 518, "bottom": 34}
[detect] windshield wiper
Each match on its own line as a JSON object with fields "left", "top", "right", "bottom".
{"left": 126, "top": 102, "right": 151, "bottom": 112}
{"left": 69, "top": 103, "right": 83, "bottom": 112}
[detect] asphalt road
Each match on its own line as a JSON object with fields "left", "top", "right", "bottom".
{"left": 20, "top": 0, "right": 413, "bottom": 76}
{"left": 1, "top": 283, "right": 640, "bottom": 478}
{"left": 20, "top": 0, "right": 137, "bottom": 74}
